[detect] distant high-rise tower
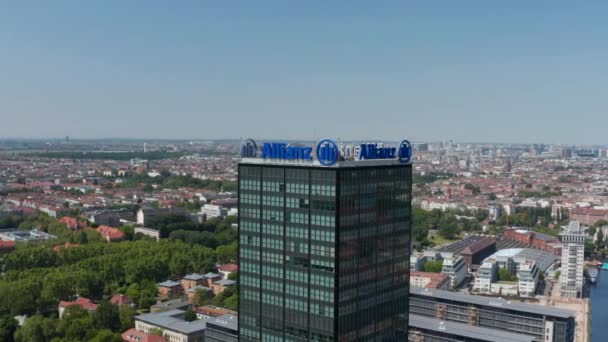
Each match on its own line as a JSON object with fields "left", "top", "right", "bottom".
{"left": 143, "top": 142, "right": 148, "bottom": 153}
{"left": 65, "top": 136, "right": 70, "bottom": 143}
{"left": 559, "top": 221, "right": 585, "bottom": 298}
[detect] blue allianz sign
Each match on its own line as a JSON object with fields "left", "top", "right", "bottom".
{"left": 260, "top": 142, "right": 313, "bottom": 161}
{"left": 357, "top": 140, "right": 412, "bottom": 163}
{"left": 240, "top": 138, "right": 412, "bottom": 165}
{"left": 316, "top": 139, "right": 339, "bottom": 166}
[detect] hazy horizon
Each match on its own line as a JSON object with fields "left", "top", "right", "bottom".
{"left": 2, "top": 2, "right": 608, "bottom": 144}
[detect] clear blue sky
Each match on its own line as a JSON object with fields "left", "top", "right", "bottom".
{"left": 1, "top": 1, "right": 607, "bottom": 144}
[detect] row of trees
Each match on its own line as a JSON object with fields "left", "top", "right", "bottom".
{"left": 114, "top": 170, "right": 237, "bottom": 192}
{"left": 0, "top": 240, "right": 218, "bottom": 316}
{"left": 413, "top": 208, "right": 487, "bottom": 246}
{"left": 12, "top": 301, "right": 135, "bottom": 342}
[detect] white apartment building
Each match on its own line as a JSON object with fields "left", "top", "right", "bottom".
{"left": 201, "top": 204, "right": 227, "bottom": 219}
{"left": 560, "top": 221, "right": 586, "bottom": 299}
{"left": 474, "top": 261, "right": 497, "bottom": 294}
{"left": 517, "top": 261, "right": 541, "bottom": 297}
{"left": 440, "top": 253, "right": 468, "bottom": 289}
{"left": 474, "top": 248, "right": 552, "bottom": 297}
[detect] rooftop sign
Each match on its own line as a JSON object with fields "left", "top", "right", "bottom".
{"left": 240, "top": 139, "right": 412, "bottom": 166}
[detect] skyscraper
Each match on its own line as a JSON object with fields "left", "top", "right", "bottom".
{"left": 559, "top": 221, "right": 585, "bottom": 299}
{"left": 238, "top": 139, "right": 412, "bottom": 342}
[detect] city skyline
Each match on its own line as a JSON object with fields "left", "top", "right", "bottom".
{"left": 3, "top": 2, "right": 608, "bottom": 144}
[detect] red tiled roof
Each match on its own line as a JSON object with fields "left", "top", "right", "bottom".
{"left": 410, "top": 271, "right": 449, "bottom": 289}
{"left": 195, "top": 305, "right": 237, "bottom": 317}
{"left": 218, "top": 263, "right": 238, "bottom": 273}
{"left": 96, "top": 225, "right": 125, "bottom": 241}
{"left": 59, "top": 217, "right": 79, "bottom": 229}
{"left": 571, "top": 207, "right": 608, "bottom": 215}
{"left": 110, "top": 294, "right": 132, "bottom": 306}
{"left": 0, "top": 241, "right": 16, "bottom": 250}
{"left": 121, "top": 328, "right": 167, "bottom": 342}
{"left": 59, "top": 297, "right": 98, "bottom": 311}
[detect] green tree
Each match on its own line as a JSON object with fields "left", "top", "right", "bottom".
{"left": 119, "top": 305, "right": 136, "bottom": 331}
{"left": 125, "top": 284, "right": 141, "bottom": 306}
{"left": 90, "top": 329, "right": 122, "bottom": 342}
{"left": 216, "top": 242, "right": 237, "bottom": 264}
{"left": 57, "top": 306, "right": 93, "bottom": 341}
{"left": 597, "top": 229, "right": 605, "bottom": 250}
{"left": 93, "top": 301, "right": 121, "bottom": 331}
{"left": 0, "top": 315, "right": 18, "bottom": 342}
{"left": 138, "top": 291, "right": 157, "bottom": 310}
{"left": 14, "top": 315, "right": 57, "bottom": 342}
{"left": 439, "top": 222, "right": 460, "bottom": 240}
{"left": 193, "top": 288, "right": 213, "bottom": 306}
{"left": 498, "top": 268, "right": 517, "bottom": 282}
{"left": 423, "top": 260, "right": 443, "bottom": 273}
{"left": 184, "top": 309, "right": 197, "bottom": 322}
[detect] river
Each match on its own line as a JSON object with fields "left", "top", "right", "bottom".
{"left": 591, "top": 268, "right": 608, "bottom": 341}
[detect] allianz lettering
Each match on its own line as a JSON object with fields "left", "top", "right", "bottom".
{"left": 358, "top": 144, "right": 396, "bottom": 160}
{"left": 260, "top": 143, "right": 313, "bottom": 161}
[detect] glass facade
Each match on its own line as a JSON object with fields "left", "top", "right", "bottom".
{"left": 239, "top": 163, "right": 412, "bottom": 342}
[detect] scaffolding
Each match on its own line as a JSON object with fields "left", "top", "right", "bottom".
{"left": 468, "top": 306, "right": 480, "bottom": 326}
{"left": 436, "top": 303, "right": 447, "bottom": 321}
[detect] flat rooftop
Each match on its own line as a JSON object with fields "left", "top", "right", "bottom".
{"left": 0, "top": 229, "right": 56, "bottom": 241}
{"left": 136, "top": 309, "right": 207, "bottom": 334}
{"left": 484, "top": 248, "right": 558, "bottom": 272}
{"left": 409, "top": 314, "right": 536, "bottom": 342}
{"left": 411, "top": 286, "right": 575, "bottom": 319}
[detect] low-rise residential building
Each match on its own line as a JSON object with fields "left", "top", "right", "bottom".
{"left": 96, "top": 225, "right": 125, "bottom": 242}
{"left": 157, "top": 280, "right": 183, "bottom": 300}
{"left": 121, "top": 328, "right": 167, "bottom": 342}
{"left": 569, "top": 207, "right": 608, "bottom": 226}
{"left": 134, "top": 227, "right": 161, "bottom": 240}
{"left": 200, "top": 204, "right": 227, "bottom": 219}
{"left": 110, "top": 294, "right": 134, "bottom": 307}
{"left": 181, "top": 273, "right": 206, "bottom": 290}
{"left": 202, "top": 272, "right": 222, "bottom": 287}
{"left": 410, "top": 271, "right": 449, "bottom": 290}
{"left": 186, "top": 285, "right": 212, "bottom": 303}
{"left": 135, "top": 310, "right": 207, "bottom": 342}
{"left": 0, "top": 240, "right": 16, "bottom": 253}
{"left": 137, "top": 207, "right": 189, "bottom": 226}
{"left": 210, "top": 279, "right": 236, "bottom": 295}
{"left": 217, "top": 263, "right": 238, "bottom": 279}
{"left": 58, "top": 297, "right": 98, "bottom": 318}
